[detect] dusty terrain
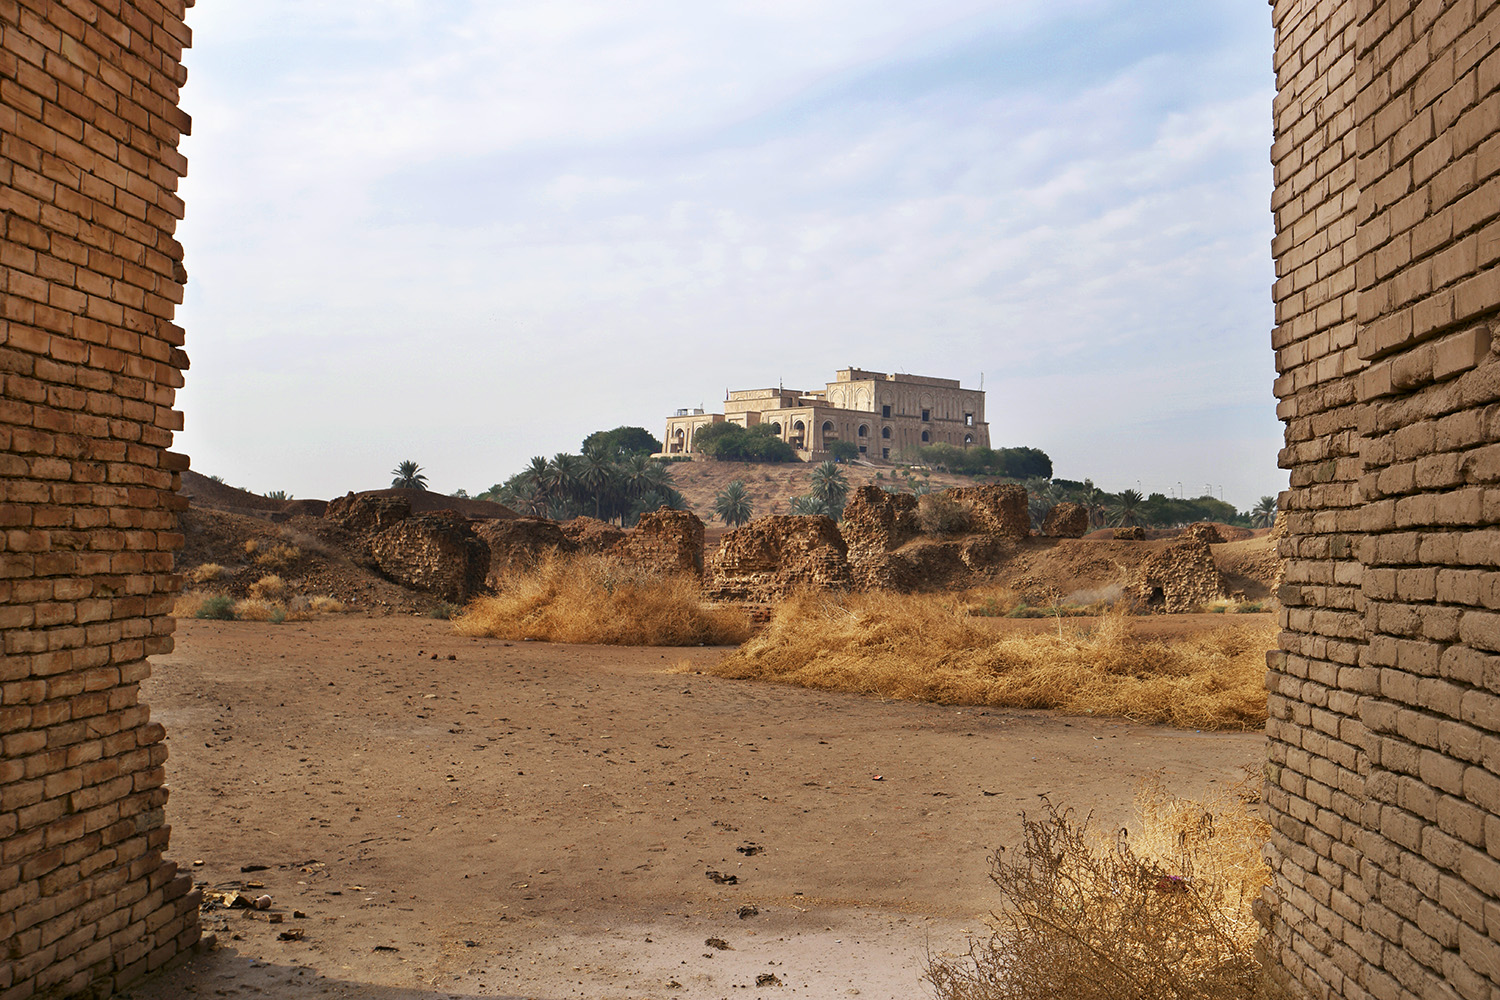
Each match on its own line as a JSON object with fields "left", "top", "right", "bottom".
{"left": 128, "top": 615, "right": 1266, "bottom": 1000}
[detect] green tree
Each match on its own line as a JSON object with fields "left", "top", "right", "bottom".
{"left": 390, "top": 460, "right": 428, "bottom": 490}
{"left": 1251, "top": 495, "right": 1278, "bottom": 528}
{"left": 712, "top": 481, "right": 754, "bottom": 527}
{"left": 582, "top": 426, "right": 663, "bottom": 458}
{"left": 828, "top": 440, "right": 860, "bottom": 463}
{"left": 788, "top": 461, "right": 850, "bottom": 520}
{"left": 1110, "top": 489, "right": 1144, "bottom": 527}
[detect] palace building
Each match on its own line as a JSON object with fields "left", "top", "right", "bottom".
{"left": 664, "top": 368, "right": 989, "bottom": 462}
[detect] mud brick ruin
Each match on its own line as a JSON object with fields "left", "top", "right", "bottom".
{"left": 0, "top": 2, "right": 202, "bottom": 996}
{"left": 6, "top": 0, "right": 1500, "bottom": 997}
{"left": 1265, "top": 0, "right": 1500, "bottom": 996}
{"left": 703, "top": 515, "right": 850, "bottom": 602}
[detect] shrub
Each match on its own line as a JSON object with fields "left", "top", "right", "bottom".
{"left": 700, "top": 593, "right": 1274, "bottom": 730}
{"left": 456, "top": 555, "right": 750, "bottom": 646}
{"left": 248, "top": 574, "right": 286, "bottom": 601}
{"left": 916, "top": 492, "right": 971, "bottom": 535}
{"left": 233, "top": 598, "right": 287, "bottom": 622}
{"left": 192, "top": 594, "right": 235, "bottom": 620}
{"left": 308, "top": 595, "right": 346, "bottom": 614}
{"left": 926, "top": 781, "right": 1287, "bottom": 1000}
{"left": 187, "top": 563, "right": 225, "bottom": 585}
{"left": 428, "top": 601, "right": 461, "bottom": 620}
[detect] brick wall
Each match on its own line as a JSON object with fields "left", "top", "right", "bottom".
{"left": 1, "top": 1, "right": 200, "bottom": 997}
{"left": 1269, "top": 0, "right": 1500, "bottom": 997}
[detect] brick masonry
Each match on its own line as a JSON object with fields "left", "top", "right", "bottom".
{"left": 1269, "top": 0, "right": 1500, "bottom": 997}
{"left": 1, "top": 1, "right": 201, "bottom": 997}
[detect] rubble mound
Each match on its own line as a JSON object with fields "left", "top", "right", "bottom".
{"left": 1041, "top": 502, "right": 1089, "bottom": 538}
{"left": 326, "top": 493, "right": 413, "bottom": 535}
{"left": 1129, "top": 539, "right": 1227, "bottom": 614}
{"left": 609, "top": 508, "right": 705, "bottom": 577}
{"left": 560, "top": 516, "right": 628, "bottom": 553}
{"left": 368, "top": 510, "right": 490, "bottom": 603}
{"left": 1182, "top": 522, "right": 1225, "bottom": 544}
{"left": 705, "top": 516, "right": 850, "bottom": 602}
{"left": 1113, "top": 526, "right": 1146, "bottom": 541}
{"left": 474, "top": 518, "right": 579, "bottom": 585}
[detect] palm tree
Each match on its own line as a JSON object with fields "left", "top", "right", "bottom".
{"left": 1251, "top": 495, "right": 1278, "bottom": 528}
{"left": 1110, "top": 488, "right": 1144, "bottom": 527}
{"left": 787, "top": 494, "right": 822, "bottom": 516}
{"left": 807, "top": 461, "right": 850, "bottom": 521}
{"left": 713, "top": 481, "right": 754, "bottom": 527}
{"left": 543, "top": 453, "right": 582, "bottom": 516}
{"left": 390, "top": 460, "right": 428, "bottom": 490}
{"left": 579, "top": 445, "right": 619, "bottom": 520}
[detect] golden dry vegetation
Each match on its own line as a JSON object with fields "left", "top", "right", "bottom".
{"left": 698, "top": 592, "right": 1274, "bottom": 731}
{"left": 927, "top": 780, "right": 1286, "bottom": 1000}
{"left": 454, "top": 555, "right": 751, "bottom": 646}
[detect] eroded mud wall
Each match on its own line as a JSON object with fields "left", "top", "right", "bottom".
{"left": 0, "top": 1, "right": 200, "bottom": 995}
{"left": 1269, "top": 0, "right": 1500, "bottom": 996}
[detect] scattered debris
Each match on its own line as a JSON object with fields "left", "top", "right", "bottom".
{"left": 737, "top": 905, "right": 760, "bottom": 919}
{"left": 277, "top": 929, "right": 304, "bottom": 941}
{"left": 757, "top": 973, "right": 783, "bottom": 987}
{"left": 706, "top": 870, "right": 739, "bottom": 885}
{"left": 240, "top": 864, "right": 269, "bottom": 873}
{"left": 736, "top": 843, "right": 763, "bottom": 856}
{"left": 705, "top": 937, "right": 732, "bottom": 950}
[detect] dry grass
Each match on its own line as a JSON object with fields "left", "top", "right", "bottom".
{"left": 926, "top": 780, "right": 1288, "bottom": 1000}
{"left": 173, "top": 589, "right": 347, "bottom": 622}
{"left": 701, "top": 592, "right": 1273, "bottom": 730}
{"left": 454, "top": 555, "right": 751, "bottom": 646}
{"left": 186, "top": 563, "right": 226, "bottom": 585}
{"left": 248, "top": 574, "right": 286, "bottom": 600}
{"left": 251, "top": 541, "right": 302, "bottom": 570}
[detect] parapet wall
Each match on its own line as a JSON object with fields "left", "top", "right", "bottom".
{"left": 0, "top": 2, "right": 201, "bottom": 996}
{"left": 1268, "top": 1, "right": 1500, "bottom": 997}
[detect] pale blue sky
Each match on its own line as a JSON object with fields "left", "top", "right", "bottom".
{"left": 174, "top": 0, "right": 1282, "bottom": 509}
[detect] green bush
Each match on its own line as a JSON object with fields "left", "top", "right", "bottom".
{"left": 195, "top": 595, "right": 236, "bottom": 620}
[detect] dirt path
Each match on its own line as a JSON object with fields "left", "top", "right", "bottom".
{"left": 128, "top": 617, "right": 1266, "bottom": 1000}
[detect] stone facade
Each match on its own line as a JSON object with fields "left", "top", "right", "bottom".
{"left": 664, "top": 367, "right": 990, "bottom": 462}
{"left": 1267, "top": 1, "right": 1500, "bottom": 997}
{"left": 0, "top": 2, "right": 202, "bottom": 996}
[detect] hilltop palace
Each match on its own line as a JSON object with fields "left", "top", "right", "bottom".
{"left": 663, "top": 367, "right": 990, "bottom": 462}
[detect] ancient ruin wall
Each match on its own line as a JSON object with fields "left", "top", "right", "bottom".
{"left": 608, "top": 508, "right": 705, "bottom": 577}
{"left": 1, "top": 2, "right": 201, "bottom": 996}
{"left": 1268, "top": 1, "right": 1500, "bottom": 997}
{"left": 704, "top": 515, "right": 850, "bottom": 602}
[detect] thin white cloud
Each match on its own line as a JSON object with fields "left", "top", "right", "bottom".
{"left": 174, "top": 0, "right": 1282, "bottom": 509}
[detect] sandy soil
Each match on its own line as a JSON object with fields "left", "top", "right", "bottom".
{"left": 127, "top": 616, "right": 1266, "bottom": 1000}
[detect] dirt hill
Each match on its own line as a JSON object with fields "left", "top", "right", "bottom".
{"left": 668, "top": 459, "right": 977, "bottom": 523}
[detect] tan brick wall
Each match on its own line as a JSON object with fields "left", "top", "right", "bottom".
{"left": 1271, "top": 0, "right": 1500, "bottom": 997}
{"left": 0, "top": 1, "right": 200, "bottom": 996}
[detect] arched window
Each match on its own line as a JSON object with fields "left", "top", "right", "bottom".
{"left": 793, "top": 420, "right": 805, "bottom": 433}
{"left": 881, "top": 426, "right": 891, "bottom": 439}
{"left": 921, "top": 430, "right": 930, "bottom": 443}
{"left": 964, "top": 434, "right": 974, "bottom": 446}
{"left": 771, "top": 422, "right": 782, "bottom": 434}
{"left": 857, "top": 425, "right": 868, "bottom": 438}
{"left": 821, "top": 421, "right": 834, "bottom": 434}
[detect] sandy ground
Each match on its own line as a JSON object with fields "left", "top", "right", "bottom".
{"left": 126, "top": 616, "right": 1266, "bottom": 1000}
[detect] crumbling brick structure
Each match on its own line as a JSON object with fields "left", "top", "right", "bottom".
{"left": 1, "top": 1, "right": 202, "bottom": 996}
{"left": 1127, "top": 539, "right": 1226, "bottom": 614}
{"left": 367, "top": 511, "right": 490, "bottom": 604}
{"left": 608, "top": 508, "right": 704, "bottom": 577}
{"left": 1041, "top": 501, "right": 1089, "bottom": 538}
{"left": 1267, "top": 1, "right": 1500, "bottom": 996}
{"left": 704, "top": 515, "right": 850, "bottom": 602}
